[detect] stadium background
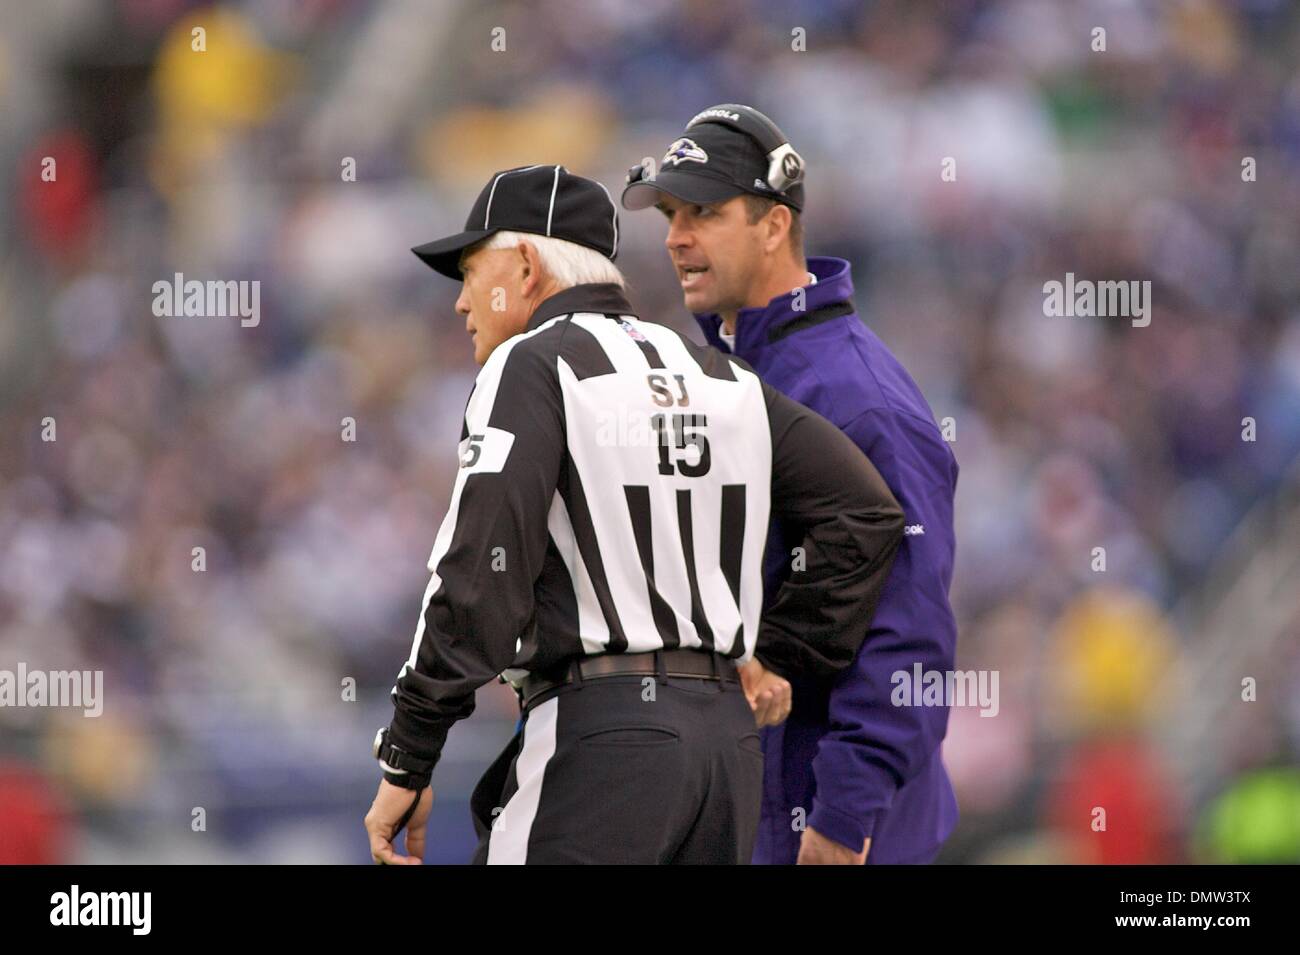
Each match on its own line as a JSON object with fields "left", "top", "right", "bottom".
{"left": 2, "top": 0, "right": 1299, "bottom": 864}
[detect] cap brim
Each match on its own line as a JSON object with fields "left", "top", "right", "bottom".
{"left": 620, "top": 171, "right": 745, "bottom": 211}
{"left": 410, "top": 229, "right": 497, "bottom": 279}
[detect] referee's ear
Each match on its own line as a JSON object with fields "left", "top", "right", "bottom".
{"left": 515, "top": 239, "right": 559, "bottom": 306}
{"left": 515, "top": 239, "right": 539, "bottom": 292}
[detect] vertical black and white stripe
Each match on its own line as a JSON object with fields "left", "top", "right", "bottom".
{"left": 387, "top": 283, "right": 904, "bottom": 767}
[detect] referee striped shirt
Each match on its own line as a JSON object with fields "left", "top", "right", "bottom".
{"left": 388, "top": 282, "right": 904, "bottom": 766}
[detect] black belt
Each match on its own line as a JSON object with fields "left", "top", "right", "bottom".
{"left": 519, "top": 648, "right": 737, "bottom": 710}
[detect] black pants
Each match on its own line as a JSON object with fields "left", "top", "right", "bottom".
{"left": 469, "top": 670, "right": 763, "bottom": 864}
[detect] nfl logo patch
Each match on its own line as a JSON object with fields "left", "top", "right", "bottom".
{"left": 618, "top": 319, "right": 648, "bottom": 343}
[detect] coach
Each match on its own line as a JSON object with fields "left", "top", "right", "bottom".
{"left": 363, "top": 164, "right": 905, "bottom": 864}
{"left": 623, "top": 105, "right": 960, "bottom": 864}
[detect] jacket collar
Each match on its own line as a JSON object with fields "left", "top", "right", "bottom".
{"left": 526, "top": 283, "right": 635, "bottom": 332}
{"left": 693, "top": 256, "right": 856, "bottom": 356}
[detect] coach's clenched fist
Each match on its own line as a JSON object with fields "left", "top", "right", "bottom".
{"left": 738, "top": 658, "right": 792, "bottom": 727}
{"left": 364, "top": 780, "right": 433, "bottom": 865}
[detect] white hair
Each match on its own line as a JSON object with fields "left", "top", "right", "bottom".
{"left": 479, "top": 230, "right": 626, "bottom": 289}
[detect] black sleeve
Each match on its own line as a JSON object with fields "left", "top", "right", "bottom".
{"left": 386, "top": 337, "right": 564, "bottom": 768}
{"left": 755, "top": 381, "right": 905, "bottom": 681}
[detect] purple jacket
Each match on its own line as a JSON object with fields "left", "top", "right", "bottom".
{"left": 695, "top": 256, "right": 960, "bottom": 864}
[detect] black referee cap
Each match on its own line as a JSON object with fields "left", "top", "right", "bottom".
{"left": 412, "top": 165, "right": 620, "bottom": 279}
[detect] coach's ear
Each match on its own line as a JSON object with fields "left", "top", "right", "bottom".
{"left": 763, "top": 203, "right": 793, "bottom": 255}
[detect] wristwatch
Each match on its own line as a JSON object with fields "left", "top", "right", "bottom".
{"left": 373, "top": 727, "right": 435, "bottom": 790}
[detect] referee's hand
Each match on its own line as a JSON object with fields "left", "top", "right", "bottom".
{"left": 365, "top": 780, "right": 433, "bottom": 865}
{"left": 738, "top": 658, "right": 792, "bottom": 727}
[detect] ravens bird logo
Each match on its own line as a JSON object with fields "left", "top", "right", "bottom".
{"left": 662, "top": 137, "right": 708, "bottom": 167}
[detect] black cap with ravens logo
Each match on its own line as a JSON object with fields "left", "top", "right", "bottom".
{"left": 622, "top": 104, "right": 805, "bottom": 213}
{"left": 412, "top": 164, "right": 619, "bottom": 279}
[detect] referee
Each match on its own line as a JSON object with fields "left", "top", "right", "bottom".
{"left": 363, "top": 165, "right": 905, "bottom": 865}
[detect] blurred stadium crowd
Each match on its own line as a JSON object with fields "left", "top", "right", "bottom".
{"left": 2, "top": 0, "right": 1299, "bottom": 864}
